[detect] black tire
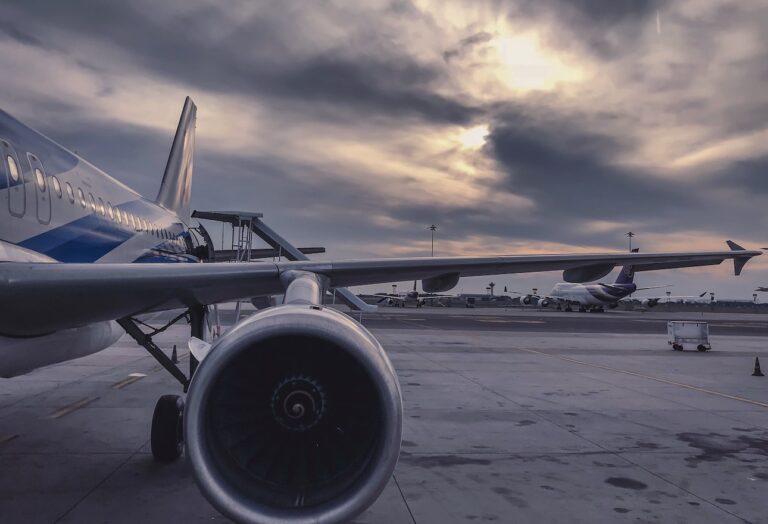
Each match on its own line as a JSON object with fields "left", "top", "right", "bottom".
{"left": 697, "top": 345, "right": 708, "bottom": 352}
{"left": 151, "top": 394, "right": 184, "bottom": 462}
{"left": 673, "top": 344, "right": 683, "bottom": 351}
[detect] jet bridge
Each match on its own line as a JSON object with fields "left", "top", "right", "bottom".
{"left": 192, "top": 210, "right": 376, "bottom": 312}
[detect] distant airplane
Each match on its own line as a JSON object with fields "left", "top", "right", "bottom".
{"left": 755, "top": 287, "right": 768, "bottom": 292}
{"left": 515, "top": 262, "right": 713, "bottom": 312}
{"left": 374, "top": 280, "right": 453, "bottom": 307}
{"left": 0, "top": 98, "right": 759, "bottom": 524}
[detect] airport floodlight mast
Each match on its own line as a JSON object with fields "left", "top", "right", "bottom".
{"left": 626, "top": 231, "right": 635, "bottom": 252}
{"left": 429, "top": 224, "right": 437, "bottom": 256}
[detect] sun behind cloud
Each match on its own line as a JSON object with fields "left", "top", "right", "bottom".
{"left": 457, "top": 124, "right": 489, "bottom": 149}
{"left": 492, "top": 33, "right": 583, "bottom": 92}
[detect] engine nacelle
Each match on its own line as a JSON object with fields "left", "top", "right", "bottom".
{"left": 185, "top": 305, "right": 403, "bottom": 524}
{"left": 521, "top": 295, "right": 532, "bottom": 305}
{"left": 540, "top": 299, "right": 549, "bottom": 308}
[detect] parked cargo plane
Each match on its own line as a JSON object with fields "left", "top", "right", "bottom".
{"left": 517, "top": 262, "right": 713, "bottom": 312}
{"left": 0, "top": 98, "right": 760, "bottom": 524}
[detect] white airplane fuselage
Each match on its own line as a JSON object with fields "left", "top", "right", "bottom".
{"left": 548, "top": 281, "right": 637, "bottom": 308}
{"left": 0, "top": 109, "right": 196, "bottom": 376}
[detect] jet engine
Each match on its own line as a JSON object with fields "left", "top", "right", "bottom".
{"left": 641, "top": 298, "right": 661, "bottom": 308}
{"left": 539, "top": 299, "right": 550, "bottom": 308}
{"left": 521, "top": 295, "right": 533, "bottom": 305}
{"left": 185, "top": 305, "right": 403, "bottom": 524}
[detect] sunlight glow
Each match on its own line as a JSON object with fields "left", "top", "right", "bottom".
{"left": 492, "top": 34, "right": 582, "bottom": 91}
{"left": 457, "top": 124, "right": 489, "bottom": 149}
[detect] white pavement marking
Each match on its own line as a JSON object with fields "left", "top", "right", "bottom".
{"left": 111, "top": 373, "right": 147, "bottom": 390}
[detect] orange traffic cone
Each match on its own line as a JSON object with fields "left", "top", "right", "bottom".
{"left": 752, "top": 357, "right": 764, "bottom": 377}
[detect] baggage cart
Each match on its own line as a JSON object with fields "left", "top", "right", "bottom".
{"left": 667, "top": 321, "right": 710, "bottom": 351}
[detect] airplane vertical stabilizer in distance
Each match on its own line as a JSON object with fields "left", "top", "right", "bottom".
{"left": 156, "top": 96, "right": 196, "bottom": 223}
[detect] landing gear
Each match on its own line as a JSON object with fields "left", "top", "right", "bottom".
{"left": 151, "top": 395, "right": 184, "bottom": 462}
{"left": 118, "top": 306, "right": 210, "bottom": 464}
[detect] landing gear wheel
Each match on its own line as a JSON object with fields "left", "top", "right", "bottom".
{"left": 151, "top": 394, "right": 184, "bottom": 462}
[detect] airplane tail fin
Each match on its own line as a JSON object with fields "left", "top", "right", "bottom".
{"left": 156, "top": 97, "right": 196, "bottom": 223}
{"left": 614, "top": 247, "right": 639, "bottom": 285}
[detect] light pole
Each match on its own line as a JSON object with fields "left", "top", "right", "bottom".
{"left": 429, "top": 224, "right": 437, "bottom": 257}
{"left": 626, "top": 231, "right": 635, "bottom": 252}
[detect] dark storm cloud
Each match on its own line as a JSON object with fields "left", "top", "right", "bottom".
{"left": 0, "top": 18, "right": 48, "bottom": 48}
{"left": 715, "top": 156, "right": 768, "bottom": 194}
{"left": 483, "top": 110, "right": 768, "bottom": 244}
{"left": 2, "top": 0, "right": 479, "bottom": 125}
{"left": 443, "top": 31, "right": 493, "bottom": 62}
{"left": 488, "top": 112, "right": 687, "bottom": 218}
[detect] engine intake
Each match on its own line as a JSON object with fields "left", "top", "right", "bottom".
{"left": 185, "top": 305, "right": 402, "bottom": 524}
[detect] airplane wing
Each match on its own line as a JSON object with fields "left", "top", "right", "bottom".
{"left": 633, "top": 285, "right": 672, "bottom": 291}
{"left": 621, "top": 291, "right": 710, "bottom": 304}
{"left": 0, "top": 245, "right": 759, "bottom": 336}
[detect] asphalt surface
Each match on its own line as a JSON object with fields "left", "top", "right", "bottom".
{"left": 205, "top": 305, "right": 768, "bottom": 337}
{"left": 1, "top": 306, "right": 767, "bottom": 523}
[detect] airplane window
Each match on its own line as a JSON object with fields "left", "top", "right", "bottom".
{"left": 6, "top": 156, "right": 19, "bottom": 182}
{"left": 106, "top": 202, "right": 114, "bottom": 219}
{"left": 77, "top": 187, "right": 86, "bottom": 207}
{"left": 88, "top": 193, "right": 96, "bottom": 211}
{"left": 65, "top": 182, "right": 75, "bottom": 203}
{"left": 34, "top": 169, "right": 46, "bottom": 192}
{"left": 51, "top": 176, "right": 62, "bottom": 197}
{"left": 97, "top": 198, "right": 105, "bottom": 215}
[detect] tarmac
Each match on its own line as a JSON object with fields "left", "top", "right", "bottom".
{"left": 1, "top": 306, "right": 767, "bottom": 523}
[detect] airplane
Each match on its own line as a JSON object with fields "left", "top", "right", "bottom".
{"left": 374, "top": 280, "right": 454, "bottom": 307}
{"left": 514, "top": 254, "right": 733, "bottom": 312}
{"left": 0, "top": 97, "right": 760, "bottom": 524}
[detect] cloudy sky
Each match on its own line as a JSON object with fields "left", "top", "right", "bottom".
{"left": 1, "top": 0, "right": 767, "bottom": 297}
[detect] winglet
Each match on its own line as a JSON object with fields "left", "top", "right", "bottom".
{"left": 727, "top": 240, "right": 751, "bottom": 276}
